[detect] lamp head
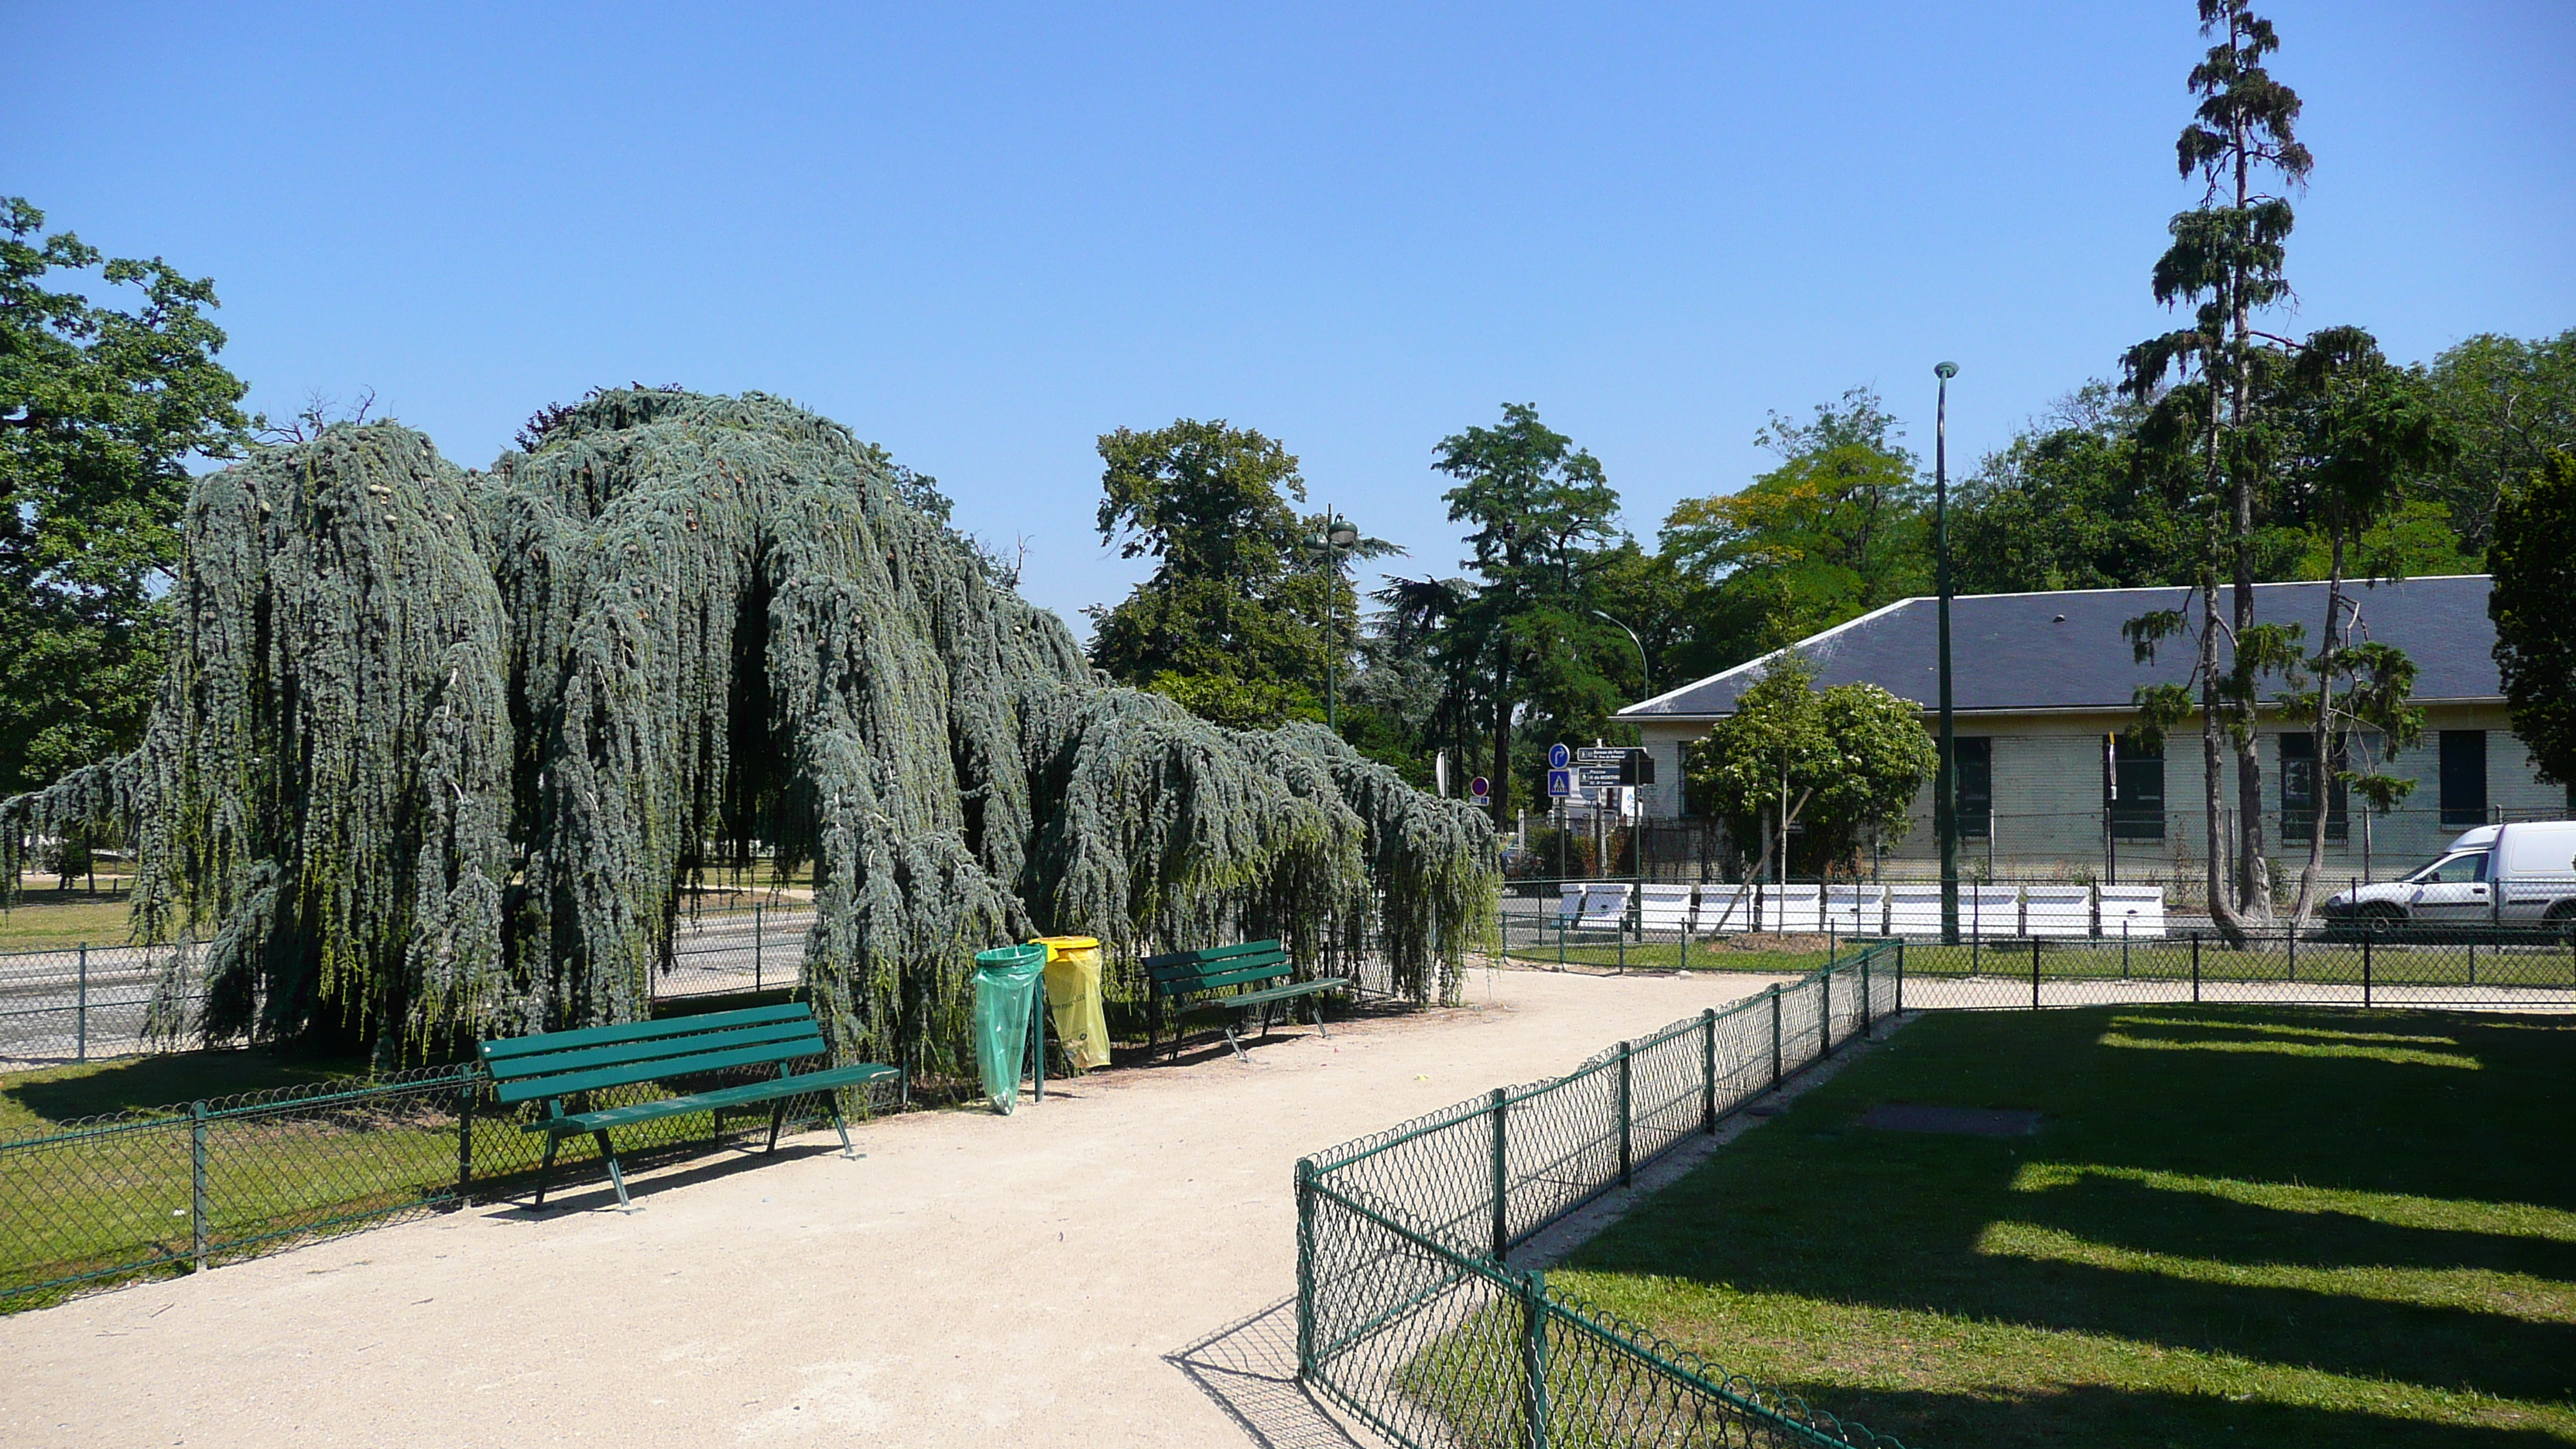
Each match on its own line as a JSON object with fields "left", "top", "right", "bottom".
{"left": 1327, "top": 523, "right": 1359, "bottom": 549}
{"left": 1934, "top": 361, "right": 1958, "bottom": 380}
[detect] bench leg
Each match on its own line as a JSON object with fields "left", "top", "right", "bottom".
{"left": 534, "top": 1131, "right": 561, "bottom": 1208}
{"left": 766, "top": 1100, "right": 788, "bottom": 1153}
{"left": 1310, "top": 992, "right": 1331, "bottom": 1040}
{"left": 594, "top": 1129, "right": 635, "bottom": 1212}
{"left": 830, "top": 1092, "right": 856, "bottom": 1160}
{"left": 1222, "top": 1016, "right": 1248, "bottom": 1064}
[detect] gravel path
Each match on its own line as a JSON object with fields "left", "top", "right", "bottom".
{"left": 1, "top": 964, "right": 1790, "bottom": 1449}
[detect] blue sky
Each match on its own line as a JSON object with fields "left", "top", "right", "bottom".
{"left": 11, "top": 2, "right": 2570, "bottom": 635}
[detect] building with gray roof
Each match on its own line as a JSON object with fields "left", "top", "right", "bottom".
{"left": 1613, "top": 575, "right": 2566, "bottom": 881}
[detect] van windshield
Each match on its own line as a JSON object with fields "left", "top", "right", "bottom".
{"left": 2409, "top": 853, "right": 2487, "bottom": 886}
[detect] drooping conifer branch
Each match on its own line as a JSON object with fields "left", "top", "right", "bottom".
{"left": 2, "top": 389, "right": 1495, "bottom": 1073}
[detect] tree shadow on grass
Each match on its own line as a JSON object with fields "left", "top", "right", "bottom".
{"left": 1567, "top": 1005, "right": 2576, "bottom": 1446}
{"left": 1773, "top": 1380, "right": 2576, "bottom": 1449}
{"left": 5, "top": 1048, "right": 372, "bottom": 1128}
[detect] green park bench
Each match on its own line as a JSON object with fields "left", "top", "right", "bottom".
{"left": 477, "top": 1002, "right": 903, "bottom": 1211}
{"left": 1143, "top": 939, "right": 1348, "bottom": 1063}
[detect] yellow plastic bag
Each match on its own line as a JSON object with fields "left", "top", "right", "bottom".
{"left": 1033, "top": 936, "right": 1112, "bottom": 1071}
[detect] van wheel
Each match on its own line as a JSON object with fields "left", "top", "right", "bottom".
{"left": 2548, "top": 902, "right": 2576, "bottom": 945}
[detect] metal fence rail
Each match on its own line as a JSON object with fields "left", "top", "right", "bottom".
{"left": 0, "top": 1060, "right": 900, "bottom": 1309}
{"left": 1889, "top": 927, "right": 2576, "bottom": 1012}
{"left": 0, "top": 942, "right": 204, "bottom": 1064}
{"left": 1297, "top": 945, "right": 1911, "bottom": 1449}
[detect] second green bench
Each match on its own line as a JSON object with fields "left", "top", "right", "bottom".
{"left": 1143, "top": 939, "right": 1348, "bottom": 1063}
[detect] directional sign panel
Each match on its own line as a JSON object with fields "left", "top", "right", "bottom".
{"left": 1545, "top": 768, "right": 1574, "bottom": 798}
{"left": 1577, "top": 766, "right": 1625, "bottom": 788}
{"left": 1576, "top": 746, "right": 1628, "bottom": 763}
{"left": 1547, "top": 743, "right": 1571, "bottom": 770}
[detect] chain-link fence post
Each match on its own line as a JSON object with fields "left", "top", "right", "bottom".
{"left": 456, "top": 1077, "right": 474, "bottom": 1207}
{"left": 1616, "top": 1040, "right": 1632, "bottom": 1187}
{"left": 1895, "top": 938, "right": 1905, "bottom": 1012}
{"left": 1821, "top": 966, "right": 1833, "bottom": 1057}
{"left": 2191, "top": 931, "right": 2201, "bottom": 1004}
{"left": 1701, "top": 1008, "right": 1718, "bottom": 1133}
{"left": 1295, "top": 1158, "right": 1317, "bottom": 1378}
{"left": 1489, "top": 1087, "right": 1509, "bottom": 1262}
{"left": 2363, "top": 933, "right": 2374, "bottom": 1008}
{"left": 190, "top": 1101, "right": 210, "bottom": 1272}
{"left": 1769, "top": 985, "right": 1783, "bottom": 1088}
{"left": 1861, "top": 947, "right": 1872, "bottom": 1037}
{"left": 2032, "top": 938, "right": 2043, "bottom": 1011}
{"left": 77, "top": 943, "right": 90, "bottom": 1062}
{"left": 754, "top": 903, "right": 764, "bottom": 992}
{"left": 1521, "top": 1269, "right": 1552, "bottom": 1449}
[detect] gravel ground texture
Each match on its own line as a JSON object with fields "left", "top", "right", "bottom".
{"left": 1, "top": 964, "right": 1793, "bottom": 1449}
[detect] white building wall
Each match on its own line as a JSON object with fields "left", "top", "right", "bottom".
{"left": 1630, "top": 703, "right": 2564, "bottom": 882}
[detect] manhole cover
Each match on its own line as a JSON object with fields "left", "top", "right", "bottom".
{"left": 1855, "top": 1103, "right": 2041, "bottom": 1136}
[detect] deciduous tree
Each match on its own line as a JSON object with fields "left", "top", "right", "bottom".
{"left": 2489, "top": 450, "right": 2576, "bottom": 793}
{"left": 0, "top": 199, "right": 255, "bottom": 820}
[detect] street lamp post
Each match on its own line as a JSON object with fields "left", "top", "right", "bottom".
{"left": 1307, "top": 512, "right": 1361, "bottom": 732}
{"left": 1590, "top": 609, "right": 1649, "bottom": 699}
{"left": 1934, "top": 362, "right": 1961, "bottom": 947}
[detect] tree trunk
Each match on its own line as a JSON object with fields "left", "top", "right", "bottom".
{"left": 2289, "top": 530, "right": 2347, "bottom": 927}
{"left": 2198, "top": 578, "right": 2250, "bottom": 946}
{"left": 1490, "top": 644, "right": 1514, "bottom": 827}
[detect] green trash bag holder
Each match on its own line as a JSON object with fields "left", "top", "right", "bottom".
{"left": 971, "top": 944, "right": 1051, "bottom": 1114}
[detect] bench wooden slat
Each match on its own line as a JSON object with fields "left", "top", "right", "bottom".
{"left": 1140, "top": 938, "right": 1284, "bottom": 970}
{"left": 490, "top": 1035, "right": 827, "bottom": 1104}
{"left": 528, "top": 1062, "right": 902, "bottom": 1136}
{"left": 478, "top": 1002, "right": 815, "bottom": 1061}
{"left": 1150, "top": 961, "right": 1292, "bottom": 995}
{"left": 481, "top": 1019, "right": 823, "bottom": 1083}
{"left": 1218, "top": 977, "right": 1349, "bottom": 1009}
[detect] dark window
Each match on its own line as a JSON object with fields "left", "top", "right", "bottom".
{"left": 2439, "top": 731, "right": 2488, "bottom": 827}
{"left": 1954, "top": 737, "right": 1991, "bottom": 840}
{"left": 2108, "top": 739, "right": 2165, "bottom": 841}
{"left": 2280, "top": 733, "right": 2348, "bottom": 842}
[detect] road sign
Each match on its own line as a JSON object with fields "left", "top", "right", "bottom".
{"left": 1547, "top": 742, "right": 1571, "bottom": 770}
{"left": 1575, "top": 746, "right": 1627, "bottom": 763}
{"left": 1577, "top": 766, "right": 1625, "bottom": 788}
{"left": 1468, "top": 776, "right": 1490, "bottom": 800}
{"left": 1544, "top": 769, "right": 1574, "bottom": 798}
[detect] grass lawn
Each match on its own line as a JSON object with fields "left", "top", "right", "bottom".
{"left": 0, "top": 882, "right": 141, "bottom": 953}
{"left": 0, "top": 1038, "right": 879, "bottom": 1310}
{"left": 0, "top": 1049, "right": 379, "bottom": 1137}
{"left": 1560, "top": 1005, "right": 2576, "bottom": 1447}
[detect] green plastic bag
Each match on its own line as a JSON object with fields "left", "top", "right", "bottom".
{"left": 971, "top": 944, "right": 1049, "bottom": 1114}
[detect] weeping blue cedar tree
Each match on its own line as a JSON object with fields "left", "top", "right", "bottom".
{"left": 0, "top": 390, "right": 1495, "bottom": 1070}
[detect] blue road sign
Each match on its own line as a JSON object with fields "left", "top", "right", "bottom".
{"left": 1468, "top": 776, "right": 1490, "bottom": 800}
{"left": 1545, "top": 768, "right": 1574, "bottom": 798}
{"left": 1547, "top": 742, "right": 1571, "bottom": 770}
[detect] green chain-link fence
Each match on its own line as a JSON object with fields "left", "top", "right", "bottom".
{"left": 1297, "top": 944, "right": 1910, "bottom": 1448}
{"left": 0, "top": 1059, "right": 899, "bottom": 1310}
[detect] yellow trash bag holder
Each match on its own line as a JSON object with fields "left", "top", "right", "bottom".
{"left": 1032, "top": 936, "right": 1112, "bottom": 1071}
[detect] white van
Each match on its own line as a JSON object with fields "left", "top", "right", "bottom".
{"left": 2323, "top": 820, "right": 2576, "bottom": 930}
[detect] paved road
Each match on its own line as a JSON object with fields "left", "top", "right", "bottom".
{"left": 0, "top": 913, "right": 817, "bottom": 1064}
{"left": 0, "top": 942, "right": 197, "bottom": 1063}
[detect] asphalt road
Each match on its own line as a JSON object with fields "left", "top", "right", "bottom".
{"left": 0, "top": 913, "right": 818, "bottom": 1064}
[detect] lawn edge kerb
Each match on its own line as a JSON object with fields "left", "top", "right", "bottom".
{"left": 1297, "top": 942, "right": 1913, "bottom": 1449}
